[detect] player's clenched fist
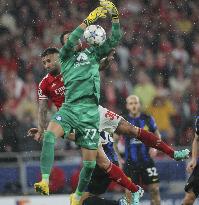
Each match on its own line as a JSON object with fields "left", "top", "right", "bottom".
{"left": 27, "top": 128, "right": 43, "bottom": 142}
{"left": 100, "top": 0, "right": 119, "bottom": 20}
{"left": 84, "top": 6, "right": 108, "bottom": 26}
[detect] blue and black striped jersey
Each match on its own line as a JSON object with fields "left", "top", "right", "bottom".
{"left": 124, "top": 113, "right": 157, "bottom": 164}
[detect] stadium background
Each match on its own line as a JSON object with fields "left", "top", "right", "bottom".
{"left": 0, "top": 0, "right": 199, "bottom": 204}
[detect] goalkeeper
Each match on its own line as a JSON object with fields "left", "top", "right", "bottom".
{"left": 34, "top": 2, "right": 122, "bottom": 205}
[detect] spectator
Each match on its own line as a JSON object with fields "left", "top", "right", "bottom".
{"left": 0, "top": 99, "right": 19, "bottom": 152}
{"left": 171, "top": 40, "right": 189, "bottom": 64}
{"left": 147, "top": 94, "right": 176, "bottom": 143}
{"left": 2, "top": 70, "right": 25, "bottom": 109}
{"left": 17, "top": 112, "right": 40, "bottom": 152}
{"left": 133, "top": 71, "right": 157, "bottom": 110}
{"left": 169, "top": 64, "right": 190, "bottom": 96}
{"left": 15, "top": 72, "right": 38, "bottom": 120}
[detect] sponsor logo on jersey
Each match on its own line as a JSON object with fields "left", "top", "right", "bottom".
{"left": 77, "top": 52, "right": 88, "bottom": 62}
{"left": 74, "top": 52, "right": 90, "bottom": 68}
{"left": 54, "top": 86, "right": 65, "bottom": 95}
{"left": 56, "top": 115, "right": 62, "bottom": 121}
{"left": 130, "top": 138, "right": 142, "bottom": 144}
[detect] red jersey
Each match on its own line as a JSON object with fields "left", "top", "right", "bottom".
{"left": 38, "top": 73, "right": 65, "bottom": 109}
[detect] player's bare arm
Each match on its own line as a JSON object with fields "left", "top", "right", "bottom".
{"left": 28, "top": 99, "right": 48, "bottom": 141}
{"left": 38, "top": 99, "right": 48, "bottom": 136}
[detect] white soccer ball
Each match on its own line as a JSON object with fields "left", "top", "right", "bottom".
{"left": 83, "top": 25, "right": 106, "bottom": 46}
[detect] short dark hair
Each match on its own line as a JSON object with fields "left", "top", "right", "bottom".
{"left": 41, "top": 47, "right": 59, "bottom": 58}
{"left": 60, "top": 30, "right": 71, "bottom": 46}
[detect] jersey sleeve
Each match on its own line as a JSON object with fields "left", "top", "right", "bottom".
{"left": 59, "top": 26, "right": 84, "bottom": 60}
{"left": 195, "top": 117, "right": 199, "bottom": 135}
{"left": 95, "top": 22, "right": 122, "bottom": 59}
{"left": 38, "top": 78, "right": 48, "bottom": 100}
{"left": 148, "top": 116, "right": 158, "bottom": 133}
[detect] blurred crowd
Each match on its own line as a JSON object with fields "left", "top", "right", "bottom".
{"left": 0, "top": 0, "right": 199, "bottom": 153}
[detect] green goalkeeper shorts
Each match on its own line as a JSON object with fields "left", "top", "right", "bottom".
{"left": 51, "top": 103, "right": 100, "bottom": 150}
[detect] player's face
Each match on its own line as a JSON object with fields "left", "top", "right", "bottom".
{"left": 126, "top": 97, "right": 141, "bottom": 115}
{"left": 42, "top": 53, "right": 60, "bottom": 73}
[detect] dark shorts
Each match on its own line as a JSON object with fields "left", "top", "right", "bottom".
{"left": 87, "top": 161, "right": 118, "bottom": 195}
{"left": 124, "top": 160, "right": 159, "bottom": 186}
{"left": 185, "top": 164, "right": 199, "bottom": 197}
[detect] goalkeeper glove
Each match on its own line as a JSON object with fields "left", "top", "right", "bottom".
{"left": 100, "top": 0, "right": 119, "bottom": 20}
{"left": 84, "top": 7, "right": 107, "bottom": 26}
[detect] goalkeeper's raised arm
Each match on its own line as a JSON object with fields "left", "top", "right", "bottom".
{"left": 60, "top": 6, "right": 107, "bottom": 59}
{"left": 95, "top": 0, "right": 122, "bottom": 59}
{"left": 100, "top": 0, "right": 119, "bottom": 22}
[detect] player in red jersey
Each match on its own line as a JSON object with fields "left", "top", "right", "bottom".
{"left": 38, "top": 71, "right": 64, "bottom": 109}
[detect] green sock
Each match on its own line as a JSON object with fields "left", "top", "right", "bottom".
{"left": 75, "top": 160, "right": 96, "bottom": 198}
{"left": 42, "top": 174, "right": 50, "bottom": 183}
{"left": 40, "top": 131, "right": 55, "bottom": 181}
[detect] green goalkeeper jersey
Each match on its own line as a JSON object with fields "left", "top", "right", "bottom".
{"left": 59, "top": 23, "right": 122, "bottom": 105}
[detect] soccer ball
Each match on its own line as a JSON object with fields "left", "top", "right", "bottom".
{"left": 83, "top": 25, "right": 106, "bottom": 46}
